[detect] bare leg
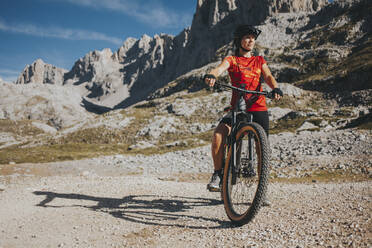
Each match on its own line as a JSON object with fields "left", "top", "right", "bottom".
{"left": 211, "top": 123, "right": 231, "bottom": 171}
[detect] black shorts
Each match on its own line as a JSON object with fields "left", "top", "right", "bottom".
{"left": 219, "top": 111, "right": 269, "bottom": 136}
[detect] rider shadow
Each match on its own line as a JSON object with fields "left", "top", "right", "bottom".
{"left": 33, "top": 191, "right": 234, "bottom": 229}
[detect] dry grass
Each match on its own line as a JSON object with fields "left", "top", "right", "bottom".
{"left": 0, "top": 143, "right": 129, "bottom": 164}
{"left": 25, "top": 95, "right": 48, "bottom": 107}
{"left": 0, "top": 119, "right": 44, "bottom": 136}
{"left": 270, "top": 116, "right": 308, "bottom": 134}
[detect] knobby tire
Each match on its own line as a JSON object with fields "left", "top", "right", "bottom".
{"left": 222, "top": 122, "right": 270, "bottom": 226}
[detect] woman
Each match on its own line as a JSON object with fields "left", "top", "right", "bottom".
{"left": 204, "top": 25, "right": 283, "bottom": 197}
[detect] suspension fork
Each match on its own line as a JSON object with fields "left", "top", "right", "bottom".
{"left": 248, "top": 114, "right": 253, "bottom": 164}
{"left": 231, "top": 91, "right": 245, "bottom": 178}
{"left": 232, "top": 110, "right": 237, "bottom": 170}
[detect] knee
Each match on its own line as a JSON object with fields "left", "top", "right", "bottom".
{"left": 212, "top": 128, "right": 227, "bottom": 147}
{"left": 214, "top": 124, "right": 230, "bottom": 140}
{"left": 212, "top": 132, "right": 222, "bottom": 146}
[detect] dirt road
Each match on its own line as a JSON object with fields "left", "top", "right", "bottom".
{"left": 0, "top": 160, "right": 371, "bottom": 248}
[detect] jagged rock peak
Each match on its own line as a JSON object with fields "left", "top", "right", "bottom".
{"left": 270, "top": 0, "right": 327, "bottom": 12}
{"left": 197, "top": 0, "right": 237, "bottom": 10}
{"left": 138, "top": 34, "right": 152, "bottom": 53}
{"left": 196, "top": 0, "right": 327, "bottom": 12}
{"left": 83, "top": 48, "right": 114, "bottom": 62}
{"left": 116, "top": 33, "right": 175, "bottom": 63}
{"left": 117, "top": 37, "right": 137, "bottom": 60}
{"left": 137, "top": 34, "right": 173, "bottom": 52}
{"left": 194, "top": 0, "right": 237, "bottom": 27}
{"left": 122, "top": 37, "right": 137, "bottom": 48}
{"left": 64, "top": 47, "right": 122, "bottom": 94}
{"left": 67, "top": 48, "right": 116, "bottom": 78}
{"left": 16, "top": 58, "right": 67, "bottom": 85}
{"left": 193, "top": 0, "right": 328, "bottom": 28}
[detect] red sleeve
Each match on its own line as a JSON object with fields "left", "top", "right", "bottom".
{"left": 260, "top": 56, "right": 267, "bottom": 66}
{"left": 225, "top": 56, "right": 233, "bottom": 67}
{"left": 225, "top": 56, "right": 237, "bottom": 71}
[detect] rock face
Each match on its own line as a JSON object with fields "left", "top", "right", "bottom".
{"left": 16, "top": 59, "right": 67, "bottom": 85}
{"left": 0, "top": 82, "right": 91, "bottom": 129}
{"left": 295, "top": 0, "right": 372, "bottom": 92}
{"left": 63, "top": 48, "right": 125, "bottom": 108}
{"left": 106, "top": 34, "right": 175, "bottom": 108}
{"left": 193, "top": 0, "right": 326, "bottom": 29}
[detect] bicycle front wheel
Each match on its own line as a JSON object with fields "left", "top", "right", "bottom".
{"left": 222, "top": 122, "right": 270, "bottom": 225}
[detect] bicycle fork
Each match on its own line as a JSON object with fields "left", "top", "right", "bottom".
{"left": 245, "top": 114, "right": 256, "bottom": 177}
{"left": 233, "top": 113, "right": 256, "bottom": 179}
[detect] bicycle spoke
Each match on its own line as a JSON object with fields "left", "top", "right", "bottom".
{"left": 222, "top": 123, "right": 270, "bottom": 225}
{"left": 228, "top": 129, "right": 260, "bottom": 215}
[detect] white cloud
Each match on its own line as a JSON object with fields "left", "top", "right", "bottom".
{"left": 0, "top": 69, "right": 20, "bottom": 83}
{"left": 0, "top": 69, "right": 20, "bottom": 75}
{"left": 0, "top": 20, "right": 122, "bottom": 45}
{"left": 53, "top": 0, "right": 192, "bottom": 28}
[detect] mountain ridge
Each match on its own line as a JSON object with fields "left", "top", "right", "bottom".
{"left": 14, "top": 0, "right": 333, "bottom": 109}
{"left": 0, "top": 0, "right": 371, "bottom": 168}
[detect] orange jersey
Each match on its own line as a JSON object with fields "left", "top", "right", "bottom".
{"left": 226, "top": 55, "right": 267, "bottom": 111}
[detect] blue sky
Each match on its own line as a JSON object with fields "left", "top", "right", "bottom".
{"left": 0, "top": 0, "right": 195, "bottom": 82}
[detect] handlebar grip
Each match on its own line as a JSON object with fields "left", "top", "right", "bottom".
{"left": 266, "top": 91, "right": 275, "bottom": 99}
{"left": 203, "top": 74, "right": 216, "bottom": 81}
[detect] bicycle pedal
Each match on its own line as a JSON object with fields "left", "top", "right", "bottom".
{"left": 241, "top": 159, "right": 256, "bottom": 177}
{"left": 244, "top": 170, "right": 256, "bottom": 178}
{"left": 207, "top": 185, "right": 221, "bottom": 192}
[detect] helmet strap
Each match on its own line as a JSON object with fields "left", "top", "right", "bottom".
{"left": 240, "top": 45, "right": 250, "bottom": 52}
{"left": 238, "top": 45, "right": 253, "bottom": 57}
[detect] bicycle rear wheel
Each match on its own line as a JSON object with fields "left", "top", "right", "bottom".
{"left": 222, "top": 122, "right": 270, "bottom": 225}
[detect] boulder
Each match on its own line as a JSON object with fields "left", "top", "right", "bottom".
{"left": 297, "top": 121, "right": 318, "bottom": 131}
{"left": 269, "top": 107, "right": 293, "bottom": 120}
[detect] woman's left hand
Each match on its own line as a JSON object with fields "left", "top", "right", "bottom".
{"left": 271, "top": 88, "right": 283, "bottom": 100}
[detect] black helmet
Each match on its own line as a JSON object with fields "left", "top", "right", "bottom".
{"left": 233, "top": 25, "right": 261, "bottom": 47}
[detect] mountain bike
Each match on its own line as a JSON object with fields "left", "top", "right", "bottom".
{"left": 215, "top": 82, "right": 272, "bottom": 226}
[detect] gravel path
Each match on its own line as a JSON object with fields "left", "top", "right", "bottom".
{"left": 0, "top": 128, "right": 371, "bottom": 247}
{"left": 0, "top": 173, "right": 370, "bottom": 247}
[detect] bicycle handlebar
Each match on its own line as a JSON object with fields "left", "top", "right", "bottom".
{"left": 215, "top": 82, "right": 273, "bottom": 98}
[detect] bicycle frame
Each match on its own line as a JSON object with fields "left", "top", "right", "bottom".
{"left": 216, "top": 82, "right": 272, "bottom": 225}
{"left": 217, "top": 83, "right": 270, "bottom": 176}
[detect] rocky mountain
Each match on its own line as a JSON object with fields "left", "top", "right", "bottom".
{"left": 12, "top": 0, "right": 339, "bottom": 110}
{"left": 294, "top": 0, "right": 372, "bottom": 92}
{"left": 16, "top": 59, "right": 67, "bottom": 85}
{"left": 0, "top": 5, "right": 371, "bottom": 243}
{"left": 0, "top": 0, "right": 371, "bottom": 157}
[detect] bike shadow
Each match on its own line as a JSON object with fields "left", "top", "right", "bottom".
{"left": 33, "top": 191, "right": 234, "bottom": 229}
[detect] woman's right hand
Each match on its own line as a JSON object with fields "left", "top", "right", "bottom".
{"left": 203, "top": 74, "right": 216, "bottom": 87}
